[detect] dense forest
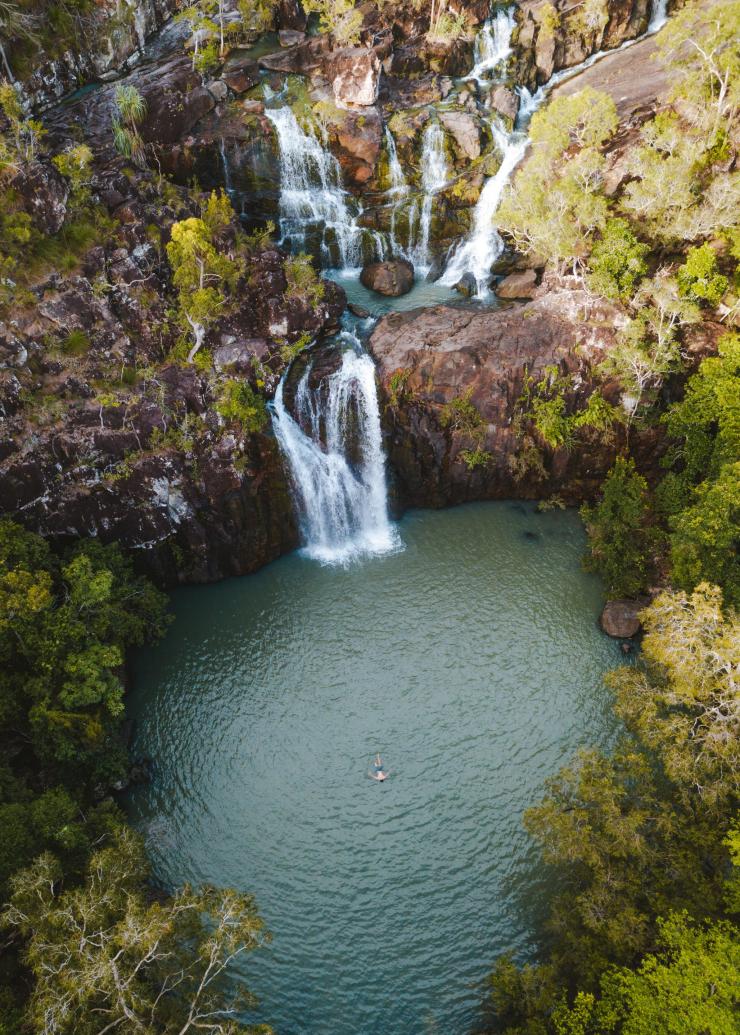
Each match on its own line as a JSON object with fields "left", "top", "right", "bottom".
{"left": 0, "top": 0, "right": 738, "bottom": 1032}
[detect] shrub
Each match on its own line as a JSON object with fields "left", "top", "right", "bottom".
{"left": 284, "top": 252, "right": 325, "bottom": 307}
{"left": 216, "top": 379, "right": 268, "bottom": 433}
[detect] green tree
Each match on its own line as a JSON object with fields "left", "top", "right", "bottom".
{"left": 302, "top": 0, "right": 362, "bottom": 44}
{"left": 2, "top": 827, "right": 272, "bottom": 1035}
{"left": 587, "top": 218, "right": 649, "bottom": 301}
{"left": 166, "top": 209, "right": 242, "bottom": 363}
{"left": 677, "top": 243, "right": 728, "bottom": 307}
{"left": 581, "top": 457, "right": 657, "bottom": 598}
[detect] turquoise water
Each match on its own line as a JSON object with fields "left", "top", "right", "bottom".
{"left": 126, "top": 502, "right": 621, "bottom": 1035}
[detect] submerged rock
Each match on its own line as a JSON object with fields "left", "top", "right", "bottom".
{"left": 454, "top": 272, "right": 478, "bottom": 297}
{"left": 360, "top": 259, "right": 414, "bottom": 297}
{"left": 600, "top": 599, "right": 646, "bottom": 639}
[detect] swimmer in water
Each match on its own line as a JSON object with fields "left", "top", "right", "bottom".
{"left": 370, "top": 754, "right": 389, "bottom": 781}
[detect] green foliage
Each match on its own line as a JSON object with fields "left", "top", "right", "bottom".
{"left": 677, "top": 243, "right": 728, "bottom": 307}
{"left": 280, "top": 331, "right": 313, "bottom": 365}
{"left": 1, "top": 826, "right": 272, "bottom": 1035}
{"left": 581, "top": 456, "right": 658, "bottom": 598}
{"left": 111, "top": 85, "right": 147, "bottom": 169}
{"left": 0, "top": 78, "right": 45, "bottom": 169}
{"left": 587, "top": 218, "right": 649, "bottom": 301}
{"left": 60, "top": 329, "right": 90, "bottom": 356}
{"left": 669, "top": 461, "right": 740, "bottom": 606}
{"left": 284, "top": 252, "right": 325, "bottom": 307}
{"left": 440, "top": 388, "right": 484, "bottom": 438}
{"left": 537, "top": 2, "right": 560, "bottom": 41}
{"left": 167, "top": 210, "right": 243, "bottom": 362}
{"left": 302, "top": 0, "right": 362, "bottom": 44}
{"left": 499, "top": 89, "right": 617, "bottom": 271}
{"left": 0, "top": 521, "right": 168, "bottom": 775}
{"left": 458, "top": 447, "right": 491, "bottom": 470}
{"left": 427, "top": 0, "right": 469, "bottom": 43}
{"left": 216, "top": 378, "right": 268, "bottom": 433}
{"left": 387, "top": 367, "right": 411, "bottom": 406}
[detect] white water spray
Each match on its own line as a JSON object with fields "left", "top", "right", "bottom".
{"left": 407, "top": 120, "right": 449, "bottom": 272}
{"left": 265, "top": 103, "right": 364, "bottom": 270}
{"left": 440, "top": 124, "right": 526, "bottom": 294}
{"left": 271, "top": 341, "right": 398, "bottom": 564}
{"left": 648, "top": 0, "right": 668, "bottom": 33}
{"left": 467, "top": 7, "right": 516, "bottom": 83}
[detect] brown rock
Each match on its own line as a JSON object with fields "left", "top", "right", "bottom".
{"left": 279, "top": 29, "right": 306, "bottom": 47}
{"left": 439, "top": 110, "right": 480, "bottom": 161}
{"left": 13, "top": 161, "right": 68, "bottom": 235}
{"left": 330, "top": 47, "right": 381, "bottom": 109}
{"left": 496, "top": 269, "right": 538, "bottom": 299}
{"left": 360, "top": 259, "right": 415, "bottom": 297}
{"left": 490, "top": 84, "right": 519, "bottom": 124}
{"left": 600, "top": 599, "right": 645, "bottom": 638}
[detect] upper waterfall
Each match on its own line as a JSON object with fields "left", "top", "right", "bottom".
{"left": 270, "top": 340, "right": 399, "bottom": 564}
{"left": 467, "top": 7, "right": 516, "bottom": 83}
{"left": 264, "top": 103, "right": 364, "bottom": 271}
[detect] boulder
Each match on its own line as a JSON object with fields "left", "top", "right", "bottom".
{"left": 13, "top": 162, "right": 68, "bottom": 235}
{"left": 330, "top": 47, "right": 381, "bottom": 109}
{"left": 439, "top": 110, "right": 480, "bottom": 161}
{"left": 360, "top": 259, "right": 414, "bottom": 297}
{"left": 600, "top": 599, "right": 645, "bottom": 639}
{"left": 221, "top": 53, "right": 260, "bottom": 94}
{"left": 496, "top": 269, "right": 538, "bottom": 299}
{"left": 279, "top": 29, "right": 305, "bottom": 47}
{"left": 258, "top": 35, "right": 330, "bottom": 75}
{"left": 490, "top": 84, "right": 519, "bottom": 124}
{"left": 454, "top": 272, "right": 477, "bottom": 297}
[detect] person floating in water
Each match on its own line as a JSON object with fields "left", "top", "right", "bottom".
{"left": 370, "top": 753, "right": 389, "bottom": 782}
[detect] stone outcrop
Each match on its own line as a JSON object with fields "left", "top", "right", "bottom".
{"left": 600, "top": 598, "right": 646, "bottom": 638}
{"left": 330, "top": 47, "right": 381, "bottom": 109}
{"left": 368, "top": 286, "right": 667, "bottom": 510}
{"left": 360, "top": 259, "right": 415, "bottom": 296}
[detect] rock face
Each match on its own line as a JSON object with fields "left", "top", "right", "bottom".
{"left": 331, "top": 47, "right": 381, "bottom": 108}
{"left": 512, "top": 0, "right": 655, "bottom": 91}
{"left": 16, "top": 0, "right": 178, "bottom": 110}
{"left": 496, "top": 269, "right": 538, "bottom": 299}
{"left": 368, "top": 287, "right": 667, "bottom": 510}
{"left": 360, "top": 259, "right": 415, "bottom": 297}
{"left": 439, "top": 111, "right": 480, "bottom": 161}
{"left": 600, "top": 599, "right": 646, "bottom": 638}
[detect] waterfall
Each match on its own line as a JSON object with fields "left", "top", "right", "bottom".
{"left": 467, "top": 7, "right": 516, "bottom": 82}
{"left": 440, "top": 124, "right": 526, "bottom": 295}
{"left": 265, "top": 104, "right": 364, "bottom": 271}
{"left": 648, "top": 0, "right": 668, "bottom": 32}
{"left": 407, "top": 121, "right": 449, "bottom": 272}
{"left": 386, "top": 125, "right": 409, "bottom": 199}
{"left": 271, "top": 340, "right": 398, "bottom": 564}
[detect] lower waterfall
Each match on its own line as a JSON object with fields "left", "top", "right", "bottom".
{"left": 270, "top": 340, "right": 398, "bottom": 564}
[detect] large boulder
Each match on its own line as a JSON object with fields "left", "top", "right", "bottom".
{"left": 330, "top": 47, "right": 381, "bottom": 108}
{"left": 360, "top": 259, "right": 414, "bottom": 297}
{"left": 600, "top": 599, "right": 646, "bottom": 638}
{"left": 439, "top": 110, "right": 480, "bottom": 161}
{"left": 496, "top": 269, "right": 538, "bottom": 299}
{"left": 490, "top": 84, "right": 519, "bottom": 125}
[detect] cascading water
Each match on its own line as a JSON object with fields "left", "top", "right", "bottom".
{"left": 270, "top": 338, "right": 399, "bottom": 564}
{"left": 648, "top": 0, "right": 668, "bottom": 32}
{"left": 407, "top": 120, "right": 449, "bottom": 272}
{"left": 467, "top": 6, "right": 516, "bottom": 83}
{"left": 440, "top": 123, "right": 526, "bottom": 295}
{"left": 265, "top": 103, "right": 364, "bottom": 270}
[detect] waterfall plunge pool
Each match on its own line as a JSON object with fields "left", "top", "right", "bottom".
{"left": 126, "top": 502, "right": 622, "bottom": 1035}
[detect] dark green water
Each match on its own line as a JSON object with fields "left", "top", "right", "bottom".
{"left": 127, "top": 502, "right": 621, "bottom": 1035}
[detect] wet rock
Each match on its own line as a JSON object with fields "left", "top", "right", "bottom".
{"left": 600, "top": 599, "right": 645, "bottom": 638}
{"left": 496, "top": 269, "right": 538, "bottom": 299}
{"left": 279, "top": 29, "right": 306, "bottom": 47}
{"left": 439, "top": 110, "right": 480, "bottom": 161}
{"left": 490, "top": 84, "right": 519, "bottom": 124}
{"left": 330, "top": 106, "right": 383, "bottom": 186}
{"left": 454, "top": 272, "right": 477, "bottom": 297}
{"left": 330, "top": 47, "right": 381, "bottom": 109}
{"left": 348, "top": 303, "right": 371, "bottom": 319}
{"left": 277, "top": 0, "right": 307, "bottom": 32}
{"left": 360, "top": 259, "right": 414, "bottom": 297}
